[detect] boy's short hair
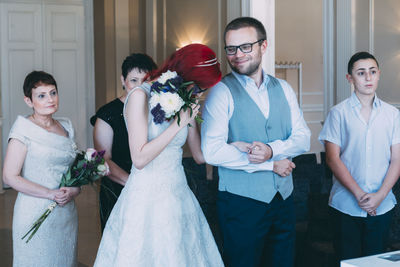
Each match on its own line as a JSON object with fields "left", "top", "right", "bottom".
{"left": 224, "top": 17, "right": 267, "bottom": 44}
{"left": 347, "top": 51, "right": 379, "bottom": 74}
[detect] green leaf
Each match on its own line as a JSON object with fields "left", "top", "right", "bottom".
{"left": 168, "top": 81, "right": 176, "bottom": 89}
{"left": 177, "top": 112, "right": 181, "bottom": 126}
{"left": 188, "top": 88, "right": 194, "bottom": 98}
{"left": 76, "top": 161, "right": 84, "bottom": 169}
{"left": 195, "top": 116, "right": 204, "bottom": 124}
{"left": 181, "top": 81, "right": 194, "bottom": 87}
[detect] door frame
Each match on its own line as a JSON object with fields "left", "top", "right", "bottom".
{"left": 0, "top": 0, "right": 95, "bottom": 189}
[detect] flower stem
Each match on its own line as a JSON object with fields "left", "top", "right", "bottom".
{"left": 21, "top": 202, "right": 57, "bottom": 243}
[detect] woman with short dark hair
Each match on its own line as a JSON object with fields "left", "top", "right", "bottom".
{"left": 90, "top": 53, "right": 157, "bottom": 231}
{"left": 3, "top": 70, "right": 80, "bottom": 267}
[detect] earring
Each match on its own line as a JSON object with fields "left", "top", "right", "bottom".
{"left": 122, "top": 85, "right": 126, "bottom": 90}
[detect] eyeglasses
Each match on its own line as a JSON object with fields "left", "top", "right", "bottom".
{"left": 224, "top": 39, "right": 265, "bottom": 55}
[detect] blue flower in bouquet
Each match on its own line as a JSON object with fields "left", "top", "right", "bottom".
{"left": 149, "top": 70, "right": 203, "bottom": 125}
{"left": 150, "top": 71, "right": 184, "bottom": 94}
{"left": 151, "top": 103, "right": 166, "bottom": 124}
{"left": 150, "top": 81, "right": 163, "bottom": 93}
{"left": 191, "top": 84, "right": 206, "bottom": 95}
{"left": 168, "top": 75, "right": 184, "bottom": 91}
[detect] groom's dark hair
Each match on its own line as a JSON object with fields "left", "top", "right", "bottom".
{"left": 224, "top": 17, "right": 267, "bottom": 44}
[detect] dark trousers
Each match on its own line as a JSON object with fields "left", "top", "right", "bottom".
{"left": 217, "top": 191, "right": 295, "bottom": 267}
{"left": 330, "top": 207, "right": 393, "bottom": 263}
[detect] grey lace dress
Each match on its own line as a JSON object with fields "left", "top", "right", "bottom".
{"left": 10, "top": 116, "right": 78, "bottom": 267}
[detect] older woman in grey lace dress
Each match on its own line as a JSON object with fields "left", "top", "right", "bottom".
{"left": 3, "top": 71, "right": 80, "bottom": 267}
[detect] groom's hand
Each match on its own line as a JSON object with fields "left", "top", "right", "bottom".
{"left": 248, "top": 141, "right": 272, "bottom": 163}
{"left": 230, "top": 141, "right": 252, "bottom": 153}
{"left": 273, "top": 159, "right": 295, "bottom": 177}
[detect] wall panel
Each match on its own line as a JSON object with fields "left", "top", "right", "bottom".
{"left": 374, "top": 0, "right": 400, "bottom": 107}
{"left": 44, "top": 4, "right": 87, "bottom": 147}
{"left": 276, "top": 0, "right": 324, "bottom": 154}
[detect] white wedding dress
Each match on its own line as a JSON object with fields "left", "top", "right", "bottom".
{"left": 94, "top": 84, "right": 224, "bottom": 267}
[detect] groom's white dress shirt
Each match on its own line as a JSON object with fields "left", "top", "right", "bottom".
{"left": 201, "top": 70, "right": 311, "bottom": 173}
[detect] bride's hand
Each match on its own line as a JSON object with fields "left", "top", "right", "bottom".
{"left": 175, "top": 102, "right": 200, "bottom": 127}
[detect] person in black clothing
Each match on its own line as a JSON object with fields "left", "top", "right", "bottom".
{"left": 90, "top": 53, "right": 157, "bottom": 231}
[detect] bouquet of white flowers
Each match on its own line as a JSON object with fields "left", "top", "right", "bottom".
{"left": 22, "top": 148, "right": 109, "bottom": 243}
{"left": 149, "top": 70, "right": 205, "bottom": 125}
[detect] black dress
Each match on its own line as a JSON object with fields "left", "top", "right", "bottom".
{"left": 90, "top": 98, "right": 132, "bottom": 231}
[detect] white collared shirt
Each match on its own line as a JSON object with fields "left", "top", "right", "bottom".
{"left": 201, "top": 70, "right": 311, "bottom": 173}
{"left": 319, "top": 92, "right": 400, "bottom": 217}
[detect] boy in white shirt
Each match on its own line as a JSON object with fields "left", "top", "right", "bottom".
{"left": 319, "top": 51, "right": 400, "bottom": 262}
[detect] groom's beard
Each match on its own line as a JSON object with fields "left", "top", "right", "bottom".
{"left": 227, "top": 56, "right": 261, "bottom": 77}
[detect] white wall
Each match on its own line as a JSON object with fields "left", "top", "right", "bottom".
{"left": 373, "top": 0, "right": 400, "bottom": 108}
{"left": 275, "top": 0, "right": 324, "bottom": 155}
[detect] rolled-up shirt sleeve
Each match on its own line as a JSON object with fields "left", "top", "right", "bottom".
{"left": 267, "top": 80, "right": 311, "bottom": 161}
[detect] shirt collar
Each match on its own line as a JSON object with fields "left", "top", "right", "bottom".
{"left": 231, "top": 70, "right": 270, "bottom": 90}
{"left": 350, "top": 91, "right": 381, "bottom": 109}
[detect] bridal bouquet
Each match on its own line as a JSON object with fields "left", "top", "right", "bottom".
{"left": 22, "top": 148, "right": 109, "bottom": 243}
{"left": 149, "top": 70, "right": 205, "bottom": 125}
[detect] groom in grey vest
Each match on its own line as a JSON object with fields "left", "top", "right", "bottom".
{"left": 201, "top": 17, "right": 310, "bottom": 267}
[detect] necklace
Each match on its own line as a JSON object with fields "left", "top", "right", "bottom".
{"left": 31, "top": 114, "right": 55, "bottom": 129}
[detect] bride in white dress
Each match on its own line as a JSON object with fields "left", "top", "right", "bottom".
{"left": 94, "top": 44, "right": 224, "bottom": 266}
